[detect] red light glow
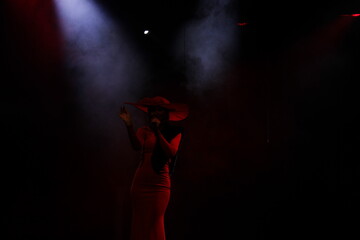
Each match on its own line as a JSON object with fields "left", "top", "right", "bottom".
{"left": 237, "top": 22, "right": 248, "bottom": 26}
{"left": 341, "top": 14, "right": 360, "bottom": 17}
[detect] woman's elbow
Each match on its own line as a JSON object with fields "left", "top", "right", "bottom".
{"left": 168, "top": 149, "right": 178, "bottom": 158}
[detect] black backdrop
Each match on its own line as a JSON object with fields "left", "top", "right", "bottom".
{"left": 2, "top": 1, "right": 359, "bottom": 239}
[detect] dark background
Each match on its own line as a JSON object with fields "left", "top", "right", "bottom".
{"left": 2, "top": 0, "right": 359, "bottom": 239}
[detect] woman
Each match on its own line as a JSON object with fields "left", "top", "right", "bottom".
{"left": 119, "top": 96, "right": 189, "bottom": 240}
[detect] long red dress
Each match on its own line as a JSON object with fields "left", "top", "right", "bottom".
{"left": 130, "top": 126, "right": 182, "bottom": 240}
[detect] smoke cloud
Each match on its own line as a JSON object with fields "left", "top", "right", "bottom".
{"left": 174, "top": 0, "right": 239, "bottom": 91}
{"left": 55, "top": 0, "right": 148, "bottom": 136}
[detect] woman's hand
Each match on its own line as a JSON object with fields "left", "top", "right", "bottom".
{"left": 150, "top": 117, "right": 160, "bottom": 126}
{"left": 150, "top": 117, "right": 161, "bottom": 132}
{"left": 119, "top": 106, "right": 133, "bottom": 126}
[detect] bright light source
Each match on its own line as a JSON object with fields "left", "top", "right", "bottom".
{"left": 144, "top": 30, "right": 150, "bottom": 35}
{"left": 352, "top": 14, "right": 360, "bottom": 17}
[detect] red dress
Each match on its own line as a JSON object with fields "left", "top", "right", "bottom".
{"left": 130, "top": 126, "right": 181, "bottom": 240}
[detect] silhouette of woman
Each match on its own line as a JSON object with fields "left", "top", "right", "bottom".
{"left": 119, "top": 96, "right": 189, "bottom": 240}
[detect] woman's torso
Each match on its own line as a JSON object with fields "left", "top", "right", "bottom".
{"left": 131, "top": 127, "right": 171, "bottom": 192}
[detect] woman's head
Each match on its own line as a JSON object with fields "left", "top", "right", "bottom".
{"left": 147, "top": 105, "right": 170, "bottom": 124}
{"left": 125, "top": 96, "right": 189, "bottom": 121}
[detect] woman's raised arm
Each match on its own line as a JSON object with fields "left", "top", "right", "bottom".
{"left": 119, "top": 106, "right": 141, "bottom": 151}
